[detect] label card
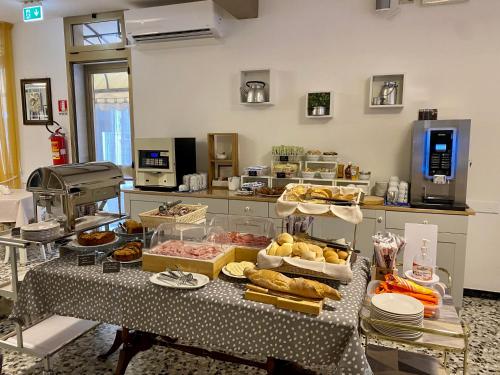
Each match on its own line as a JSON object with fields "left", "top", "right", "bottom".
{"left": 248, "top": 170, "right": 258, "bottom": 177}
{"left": 77, "top": 254, "right": 96, "bottom": 266}
{"left": 276, "top": 172, "right": 286, "bottom": 178}
{"left": 102, "top": 261, "right": 121, "bottom": 273}
{"left": 279, "top": 155, "right": 289, "bottom": 162}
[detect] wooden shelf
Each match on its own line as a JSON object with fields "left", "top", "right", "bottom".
{"left": 240, "top": 69, "right": 274, "bottom": 105}
{"left": 208, "top": 133, "right": 238, "bottom": 190}
{"left": 211, "top": 159, "right": 233, "bottom": 164}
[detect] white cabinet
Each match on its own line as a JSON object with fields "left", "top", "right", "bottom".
{"left": 228, "top": 200, "right": 269, "bottom": 218}
{"left": 386, "top": 211, "right": 468, "bottom": 234}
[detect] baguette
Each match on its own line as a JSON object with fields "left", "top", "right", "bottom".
{"left": 244, "top": 268, "right": 341, "bottom": 300}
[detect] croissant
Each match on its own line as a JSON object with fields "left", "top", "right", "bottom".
{"left": 244, "top": 268, "right": 341, "bottom": 300}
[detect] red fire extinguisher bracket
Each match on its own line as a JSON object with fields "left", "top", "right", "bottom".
{"left": 46, "top": 123, "right": 69, "bottom": 165}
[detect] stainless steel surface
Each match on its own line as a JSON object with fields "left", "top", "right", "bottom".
{"left": 410, "top": 120, "right": 471, "bottom": 210}
{"left": 242, "top": 80, "right": 266, "bottom": 103}
{"left": 311, "top": 106, "right": 326, "bottom": 116}
{"left": 26, "top": 162, "right": 123, "bottom": 232}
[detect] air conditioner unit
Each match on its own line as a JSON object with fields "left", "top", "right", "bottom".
{"left": 124, "top": 0, "right": 227, "bottom": 45}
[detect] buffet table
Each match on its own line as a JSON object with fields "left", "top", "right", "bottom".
{"left": 12, "top": 253, "right": 372, "bottom": 375}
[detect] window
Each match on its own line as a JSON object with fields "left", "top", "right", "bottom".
{"left": 72, "top": 20, "right": 122, "bottom": 47}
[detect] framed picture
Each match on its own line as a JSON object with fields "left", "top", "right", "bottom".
{"left": 422, "top": 0, "right": 468, "bottom": 5}
{"left": 20, "top": 78, "right": 53, "bottom": 125}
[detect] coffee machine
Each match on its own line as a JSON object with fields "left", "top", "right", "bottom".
{"left": 410, "top": 120, "right": 471, "bottom": 210}
{"left": 134, "top": 138, "right": 196, "bottom": 191}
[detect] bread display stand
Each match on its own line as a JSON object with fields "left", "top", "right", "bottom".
{"left": 275, "top": 184, "right": 363, "bottom": 224}
{"left": 257, "top": 243, "right": 353, "bottom": 282}
{"left": 244, "top": 284, "right": 323, "bottom": 315}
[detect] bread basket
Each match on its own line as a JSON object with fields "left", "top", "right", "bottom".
{"left": 139, "top": 204, "right": 208, "bottom": 228}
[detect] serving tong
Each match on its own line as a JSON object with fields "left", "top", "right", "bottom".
{"left": 158, "top": 266, "right": 198, "bottom": 286}
{"left": 158, "top": 200, "right": 183, "bottom": 214}
{"left": 298, "top": 193, "right": 355, "bottom": 206}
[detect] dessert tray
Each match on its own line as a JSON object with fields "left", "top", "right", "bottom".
{"left": 275, "top": 184, "right": 363, "bottom": 224}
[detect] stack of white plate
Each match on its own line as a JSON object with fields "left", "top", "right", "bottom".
{"left": 370, "top": 293, "right": 424, "bottom": 340}
{"left": 21, "top": 221, "right": 61, "bottom": 241}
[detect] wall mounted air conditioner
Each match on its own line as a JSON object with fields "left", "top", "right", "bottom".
{"left": 124, "top": 0, "right": 227, "bottom": 45}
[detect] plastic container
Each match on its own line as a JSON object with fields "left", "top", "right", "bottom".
{"left": 208, "top": 215, "right": 275, "bottom": 248}
{"left": 305, "top": 154, "right": 321, "bottom": 161}
{"left": 321, "top": 154, "right": 338, "bottom": 162}
{"left": 302, "top": 171, "right": 317, "bottom": 178}
{"left": 320, "top": 171, "right": 336, "bottom": 179}
{"left": 243, "top": 166, "right": 270, "bottom": 176}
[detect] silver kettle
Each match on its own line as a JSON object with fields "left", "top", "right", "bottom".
{"left": 241, "top": 80, "right": 266, "bottom": 103}
{"left": 379, "top": 81, "right": 398, "bottom": 105}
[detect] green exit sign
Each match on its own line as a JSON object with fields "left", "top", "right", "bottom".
{"left": 23, "top": 5, "right": 44, "bottom": 22}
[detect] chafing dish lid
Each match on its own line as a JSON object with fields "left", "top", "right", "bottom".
{"left": 27, "top": 162, "right": 123, "bottom": 192}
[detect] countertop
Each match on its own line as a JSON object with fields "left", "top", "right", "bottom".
{"left": 122, "top": 188, "right": 474, "bottom": 216}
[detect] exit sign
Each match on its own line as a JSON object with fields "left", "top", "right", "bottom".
{"left": 23, "top": 5, "right": 43, "bottom": 22}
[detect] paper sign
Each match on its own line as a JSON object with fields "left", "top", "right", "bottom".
{"left": 77, "top": 254, "right": 96, "bottom": 266}
{"left": 102, "top": 261, "right": 121, "bottom": 273}
{"left": 58, "top": 100, "right": 68, "bottom": 115}
{"left": 403, "top": 223, "right": 438, "bottom": 273}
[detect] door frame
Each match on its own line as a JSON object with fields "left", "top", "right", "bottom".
{"left": 83, "top": 62, "right": 129, "bottom": 163}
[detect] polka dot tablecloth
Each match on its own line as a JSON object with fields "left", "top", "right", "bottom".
{"left": 12, "top": 255, "right": 372, "bottom": 375}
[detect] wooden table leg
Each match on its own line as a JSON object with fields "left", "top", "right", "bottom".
{"left": 98, "top": 328, "right": 124, "bottom": 360}
{"left": 115, "top": 328, "right": 155, "bottom": 375}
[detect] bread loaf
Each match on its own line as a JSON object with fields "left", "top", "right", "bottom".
{"left": 276, "top": 233, "right": 293, "bottom": 245}
{"left": 276, "top": 243, "right": 293, "bottom": 257}
{"left": 244, "top": 268, "right": 341, "bottom": 300}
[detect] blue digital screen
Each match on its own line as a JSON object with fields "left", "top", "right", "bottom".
{"left": 435, "top": 144, "right": 447, "bottom": 152}
{"left": 150, "top": 152, "right": 159, "bottom": 158}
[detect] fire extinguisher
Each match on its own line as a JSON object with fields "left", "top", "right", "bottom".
{"left": 46, "top": 122, "right": 68, "bottom": 165}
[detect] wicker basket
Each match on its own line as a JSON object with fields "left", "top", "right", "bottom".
{"left": 138, "top": 205, "right": 208, "bottom": 228}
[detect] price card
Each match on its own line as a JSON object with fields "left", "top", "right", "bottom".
{"left": 279, "top": 155, "right": 289, "bottom": 162}
{"left": 77, "top": 254, "right": 96, "bottom": 266}
{"left": 276, "top": 172, "right": 286, "bottom": 178}
{"left": 248, "top": 170, "right": 258, "bottom": 177}
{"left": 102, "top": 261, "right": 121, "bottom": 273}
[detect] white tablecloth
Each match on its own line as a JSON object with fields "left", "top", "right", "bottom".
{"left": 0, "top": 189, "right": 34, "bottom": 227}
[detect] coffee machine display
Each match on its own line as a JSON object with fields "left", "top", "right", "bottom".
{"left": 410, "top": 120, "right": 471, "bottom": 211}
{"left": 134, "top": 138, "right": 196, "bottom": 191}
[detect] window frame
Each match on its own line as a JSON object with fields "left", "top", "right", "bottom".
{"left": 64, "top": 11, "right": 126, "bottom": 54}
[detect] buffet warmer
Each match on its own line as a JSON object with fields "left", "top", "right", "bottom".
{"left": 26, "top": 162, "right": 124, "bottom": 232}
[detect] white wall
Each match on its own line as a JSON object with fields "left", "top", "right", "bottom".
{"left": 12, "top": 18, "right": 70, "bottom": 181}
{"left": 130, "top": 0, "right": 500, "bottom": 291}
{"left": 9, "top": 0, "right": 500, "bottom": 291}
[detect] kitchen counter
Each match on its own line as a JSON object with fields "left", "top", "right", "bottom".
{"left": 121, "top": 188, "right": 474, "bottom": 216}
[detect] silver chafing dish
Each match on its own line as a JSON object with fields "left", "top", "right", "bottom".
{"left": 26, "top": 162, "right": 124, "bottom": 233}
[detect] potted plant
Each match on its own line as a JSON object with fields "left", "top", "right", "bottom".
{"left": 308, "top": 92, "right": 330, "bottom": 116}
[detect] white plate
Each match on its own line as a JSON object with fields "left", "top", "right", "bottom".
{"left": 221, "top": 266, "right": 247, "bottom": 279}
{"left": 404, "top": 270, "right": 440, "bottom": 286}
{"left": 107, "top": 256, "right": 142, "bottom": 264}
{"left": 21, "top": 221, "right": 60, "bottom": 232}
{"left": 67, "top": 237, "right": 120, "bottom": 249}
{"left": 370, "top": 304, "right": 423, "bottom": 319}
{"left": 371, "top": 293, "right": 424, "bottom": 316}
{"left": 149, "top": 272, "right": 209, "bottom": 289}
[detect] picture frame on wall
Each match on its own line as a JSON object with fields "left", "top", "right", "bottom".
{"left": 20, "top": 78, "right": 53, "bottom": 125}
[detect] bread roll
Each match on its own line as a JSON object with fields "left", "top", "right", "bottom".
{"left": 276, "top": 243, "right": 293, "bottom": 257}
{"left": 300, "top": 248, "right": 316, "bottom": 261}
{"left": 337, "top": 259, "right": 346, "bottom": 265}
{"left": 292, "top": 242, "right": 308, "bottom": 256}
{"left": 337, "top": 250, "right": 349, "bottom": 260}
{"left": 323, "top": 249, "right": 338, "bottom": 260}
{"left": 308, "top": 244, "right": 323, "bottom": 258}
{"left": 267, "top": 242, "right": 279, "bottom": 256}
{"left": 244, "top": 268, "right": 341, "bottom": 300}
{"left": 276, "top": 233, "right": 293, "bottom": 245}
{"left": 325, "top": 255, "right": 338, "bottom": 264}
{"left": 315, "top": 256, "right": 326, "bottom": 262}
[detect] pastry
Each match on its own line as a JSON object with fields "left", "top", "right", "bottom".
{"left": 244, "top": 268, "right": 341, "bottom": 300}
{"left": 276, "top": 233, "right": 293, "bottom": 245}
{"left": 307, "top": 244, "right": 323, "bottom": 258}
{"left": 112, "top": 241, "right": 143, "bottom": 262}
{"left": 123, "top": 220, "right": 143, "bottom": 234}
{"left": 78, "top": 231, "right": 115, "bottom": 246}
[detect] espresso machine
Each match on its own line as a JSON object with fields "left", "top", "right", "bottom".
{"left": 410, "top": 120, "right": 471, "bottom": 210}
{"left": 134, "top": 137, "right": 196, "bottom": 191}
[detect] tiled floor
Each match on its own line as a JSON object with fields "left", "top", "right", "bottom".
{"left": 0, "top": 246, "right": 498, "bottom": 374}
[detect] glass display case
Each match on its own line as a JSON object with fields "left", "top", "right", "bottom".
{"left": 208, "top": 215, "right": 276, "bottom": 248}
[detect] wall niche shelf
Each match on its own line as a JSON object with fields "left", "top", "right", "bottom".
{"left": 240, "top": 69, "right": 274, "bottom": 105}
{"left": 305, "top": 91, "right": 333, "bottom": 118}
{"left": 369, "top": 73, "right": 405, "bottom": 108}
